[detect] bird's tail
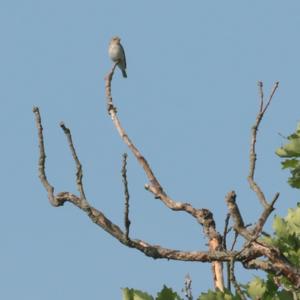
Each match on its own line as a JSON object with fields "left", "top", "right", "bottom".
{"left": 122, "top": 69, "right": 127, "bottom": 78}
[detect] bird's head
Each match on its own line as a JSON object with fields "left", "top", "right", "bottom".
{"left": 111, "top": 36, "right": 121, "bottom": 43}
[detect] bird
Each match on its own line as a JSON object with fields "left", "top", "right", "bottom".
{"left": 108, "top": 36, "right": 127, "bottom": 78}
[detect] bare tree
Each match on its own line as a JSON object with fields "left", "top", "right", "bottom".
{"left": 33, "top": 64, "right": 300, "bottom": 297}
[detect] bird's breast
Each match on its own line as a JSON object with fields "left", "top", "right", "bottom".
{"left": 109, "top": 44, "right": 121, "bottom": 61}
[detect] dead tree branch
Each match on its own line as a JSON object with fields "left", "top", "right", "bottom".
{"left": 122, "top": 153, "right": 131, "bottom": 241}
{"left": 33, "top": 72, "right": 300, "bottom": 289}
{"left": 183, "top": 274, "right": 193, "bottom": 300}
{"left": 251, "top": 192, "right": 279, "bottom": 237}
{"left": 248, "top": 81, "right": 279, "bottom": 209}
{"left": 104, "top": 64, "right": 225, "bottom": 291}
{"left": 32, "top": 105, "right": 244, "bottom": 263}
{"left": 33, "top": 106, "right": 57, "bottom": 206}
{"left": 229, "top": 258, "right": 246, "bottom": 300}
{"left": 225, "top": 191, "right": 252, "bottom": 240}
{"left": 59, "top": 121, "right": 89, "bottom": 209}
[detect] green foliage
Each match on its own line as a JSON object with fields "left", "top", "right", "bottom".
{"left": 122, "top": 286, "right": 183, "bottom": 300}
{"left": 156, "top": 286, "right": 183, "bottom": 300}
{"left": 276, "top": 123, "right": 300, "bottom": 188}
{"left": 262, "top": 204, "right": 300, "bottom": 292}
{"left": 197, "top": 289, "right": 241, "bottom": 300}
{"left": 246, "top": 277, "right": 266, "bottom": 299}
{"left": 242, "top": 275, "right": 297, "bottom": 300}
{"left": 122, "top": 288, "right": 154, "bottom": 300}
{"left": 122, "top": 205, "right": 300, "bottom": 299}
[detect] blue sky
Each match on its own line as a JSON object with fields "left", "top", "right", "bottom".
{"left": 1, "top": 1, "right": 300, "bottom": 299}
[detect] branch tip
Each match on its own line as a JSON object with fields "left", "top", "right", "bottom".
{"left": 60, "top": 121, "right": 87, "bottom": 204}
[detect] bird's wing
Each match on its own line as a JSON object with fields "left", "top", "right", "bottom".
{"left": 120, "top": 44, "right": 127, "bottom": 68}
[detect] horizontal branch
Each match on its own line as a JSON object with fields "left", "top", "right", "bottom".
{"left": 53, "top": 192, "right": 258, "bottom": 263}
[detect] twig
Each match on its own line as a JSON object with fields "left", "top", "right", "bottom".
{"left": 32, "top": 106, "right": 57, "bottom": 206}
{"left": 248, "top": 81, "right": 279, "bottom": 209}
{"left": 182, "top": 274, "right": 193, "bottom": 300}
{"left": 121, "top": 153, "right": 131, "bottom": 240}
{"left": 230, "top": 231, "right": 239, "bottom": 252}
{"left": 262, "top": 81, "right": 280, "bottom": 115}
{"left": 258, "top": 81, "right": 264, "bottom": 113}
{"left": 252, "top": 192, "right": 279, "bottom": 237}
{"left": 229, "top": 258, "right": 246, "bottom": 300}
{"left": 223, "top": 213, "right": 230, "bottom": 250}
{"left": 60, "top": 122, "right": 88, "bottom": 208}
{"left": 223, "top": 213, "right": 231, "bottom": 291}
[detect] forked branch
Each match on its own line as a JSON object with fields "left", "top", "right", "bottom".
{"left": 248, "top": 81, "right": 279, "bottom": 209}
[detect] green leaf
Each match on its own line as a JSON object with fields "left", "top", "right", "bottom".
{"left": 276, "top": 141, "right": 300, "bottom": 157}
{"left": 272, "top": 216, "right": 288, "bottom": 238}
{"left": 281, "top": 159, "right": 299, "bottom": 169}
{"left": 285, "top": 205, "right": 300, "bottom": 236}
{"left": 246, "top": 277, "right": 266, "bottom": 299}
{"left": 276, "top": 147, "right": 290, "bottom": 157}
{"left": 122, "top": 288, "right": 154, "bottom": 300}
{"left": 265, "top": 274, "right": 278, "bottom": 295}
{"left": 276, "top": 123, "right": 300, "bottom": 188}
{"left": 276, "top": 136, "right": 300, "bottom": 157}
{"left": 288, "top": 167, "right": 300, "bottom": 188}
{"left": 276, "top": 290, "right": 294, "bottom": 300}
{"left": 156, "top": 285, "right": 183, "bottom": 300}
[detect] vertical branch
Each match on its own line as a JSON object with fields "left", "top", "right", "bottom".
{"left": 60, "top": 122, "right": 89, "bottom": 209}
{"left": 223, "top": 213, "right": 231, "bottom": 291}
{"left": 183, "top": 274, "right": 193, "bottom": 300}
{"left": 122, "top": 153, "right": 131, "bottom": 240}
{"left": 258, "top": 81, "right": 264, "bottom": 113}
{"left": 32, "top": 106, "right": 58, "bottom": 206}
{"left": 229, "top": 258, "right": 246, "bottom": 300}
{"left": 210, "top": 236, "right": 225, "bottom": 292}
{"left": 230, "top": 231, "right": 239, "bottom": 251}
{"left": 248, "top": 81, "right": 279, "bottom": 209}
{"left": 225, "top": 191, "right": 252, "bottom": 240}
{"left": 222, "top": 213, "right": 230, "bottom": 251}
{"left": 105, "top": 63, "right": 118, "bottom": 112}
